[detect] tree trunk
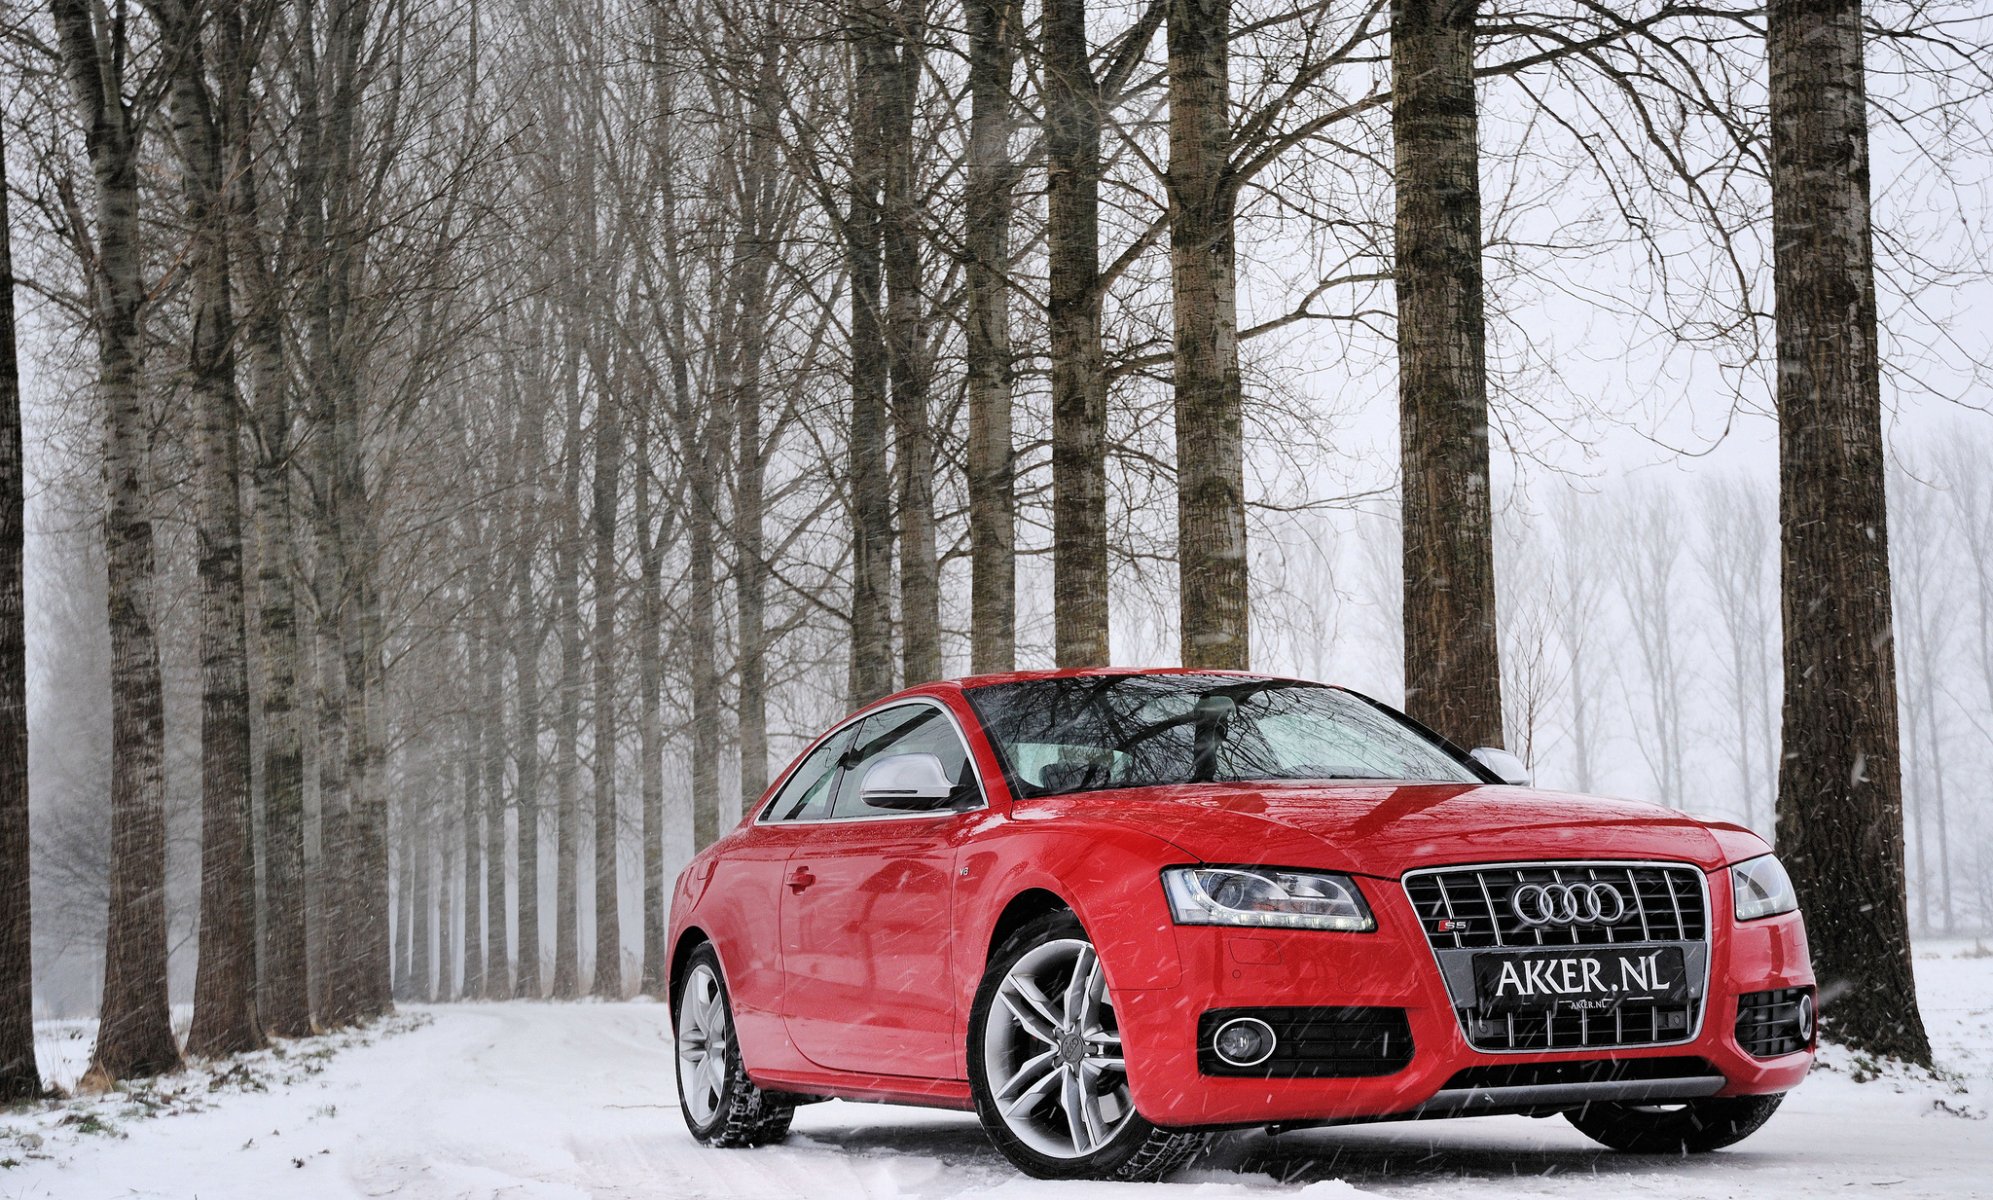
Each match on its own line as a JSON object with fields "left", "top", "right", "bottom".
{"left": 230, "top": 5, "right": 311, "bottom": 1035}
{"left": 481, "top": 595, "right": 508, "bottom": 996}
{"left": 459, "top": 592, "right": 485, "bottom": 999}
{"left": 0, "top": 112, "right": 43, "bottom": 1102}
{"left": 731, "top": 71, "right": 780, "bottom": 810}
{"left": 512, "top": 414, "right": 545, "bottom": 998}
{"left": 1767, "top": 0, "right": 1931, "bottom": 1065}
{"left": 157, "top": 0, "right": 264, "bottom": 1059}
{"left": 635, "top": 406, "right": 666, "bottom": 993}
{"left": 589, "top": 385, "right": 622, "bottom": 999}
{"left": 684, "top": 430, "right": 722, "bottom": 851}
{"left": 1392, "top": 0, "right": 1503, "bottom": 749}
{"left": 393, "top": 810, "right": 413, "bottom": 1002}
{"left": 1166, "top": 0, "right": 1248, "bottom": 670}
{"left": 54, "top": 0, "right": 183, "bottom": 1084}
{"left": 413, "top": 804, "right": 431, "bottom": 1002}
{"left": 965, "top": 0, "right": 1021, "bottom": 674}
{"left": 551, "top": 378, "right": 584, "bottom": 997}
{"left": 847, "top": 2, "right": 897, "bottom": 706}
{"left": 1046, "top": 0, "right": 1112, "bottom": 668}
{"left": 882, "top": 1, "right": 939, "bottom": 688}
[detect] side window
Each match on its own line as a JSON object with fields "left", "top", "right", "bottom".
{"left": 829, "top": 703, "right": 980, "bottom": 819}
{"left": 763, "top": 727, "right": 856, "bottom": 822}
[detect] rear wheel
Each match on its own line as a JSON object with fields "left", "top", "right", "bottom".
{"left": 674, "top": 945, "right": 795, "bottom": 1147}
{"left": 968, "top": 910, "right": 1207, "bottom": 1180}
{"left": 1564, "top": 1093, "right": 1785, "bottom": 1153}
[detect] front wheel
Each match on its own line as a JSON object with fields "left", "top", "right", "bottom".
{"left": 674, "top": 945, "right": 795, "bottom": 1147}
{"left": 967, "top": 910, "right": 1207, "bottom": 1180}
{"left": 1564, "top": 1093, "right": 1785, "bottom": 1153}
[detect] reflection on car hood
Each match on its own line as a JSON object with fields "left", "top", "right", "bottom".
{"left": 1009, "top": 781, "right": 1741, "bottom": 875}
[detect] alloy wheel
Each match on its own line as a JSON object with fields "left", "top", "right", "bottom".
{"left": 980, "top": 937, "right": 1132, "bottom": 1159}
{"left": 677, "top": 962, "right": 730, "bottom": 1126}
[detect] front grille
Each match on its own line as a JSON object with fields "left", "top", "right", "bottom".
{"left": 1736, "top": 987, "right": 1813, "bottom": 1057}
{"left": 1405, "top": 862, "right": 1710, "bottom": 1052}
{"left": 1197, "top": 1007, "right": 1413, "bottom": 1078}
{"left": 1442, "top": 1056, "right": 1718, "bottom": 1091}
{"left": 1405, "top": 862, "right": 1706, "bottom": 948}
{"left": 1459, "top": 999, "right": 1698, "bottom": 1051}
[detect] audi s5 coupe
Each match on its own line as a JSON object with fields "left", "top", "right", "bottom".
{"left": 667, "top": 669, "right": 1815, "bottom": 1180}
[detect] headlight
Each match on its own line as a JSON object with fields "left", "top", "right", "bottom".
{"left": 1732, "top": 854, "right": 1799, "bottom": 921}
{"left": 1161, "top": 866, "right": 1375, "bottom": 932}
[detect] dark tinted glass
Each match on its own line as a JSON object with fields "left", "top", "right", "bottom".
{"left": 763, "top": 726, "right": 857, "bottom": 821}
{"left": 965, "top": 675, "right": 1477, "bottom": 797}
{"left": 828, "top": 703, "right": 978, "bottom": 818}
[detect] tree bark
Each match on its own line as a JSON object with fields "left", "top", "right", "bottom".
{"left": 512, "top": 405, "right": 546, "bottom": 998}
{"left": 965, "top": 0, "right": 1021, "bottom": 674}
{"left": 881, "top": 1, "right": 939, "bottom": 688}
{"left": 1046, "top": 0, "right": 1112, "bottom": 668}
{"left": 1392, "top": 0, "right": 1503, "bottom": 749}
{"left": 589, "top": 385, "right": 622, "bottom": 999}
{"left": 847, "top": 1, "right": 897, "bottom": 706}
{"left": 459, "top": 570, "right": 486, "bottom": 999}
{"left": 634, "top": 403, "right": 666, "bottom": 994}
{"left": 412, "top": 808, "right": 431, "bottom": 1002}
{"left": 54, "top": 0, "right": 183, "bottom": 1084}
{"left": 1166, "top": 0, "right": 1248, "bottom": 670}
{"left": 1767, "top": 0, "right": 1931, "bottom": 1065}
{"left": 551, "top": 375, "right": 584, "bottom": 997}
{"left": 481, "top": 584, "right": 508, "bottom": 996}
{"left": 0, "top": 109, "right": 44, "bottom": 1102}
{"left": 226, "top": 0, "right": 310, "bottom": 1038}
{"left": 154, "top": 0, "right": 265, "bottom": 1059}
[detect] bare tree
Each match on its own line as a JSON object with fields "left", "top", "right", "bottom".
{"left": 147, "top": 0, "right": 265, "bottom": 1058}
{"left": 1699, "top": 477, "right": 1778, "bottom": 832}
{"left": 1767, "top": 0, "right": 1929, "bottom": 1064}
{"left": 1393, "top": 0, "right": 1502, "bottom": 749}
{"left": 0, "top": 105, "right": 42, "bottom": 1102}
{"left": 1612, "top": 489, "right": 1690, "bottom": 808}
{"left": 1046, "top": 0, "right": 1112, "bottom": 667}
{"left": 965, "top": 0, "right": 1022, "bottom": 673}
{"left": 1167, "top": 0, "right": 1248, "bottom": 669}
{"left": 51, "top": 0, "right": 184, "bottom": 1084}
{"left": 846, "top": 1, "right": 897, "bottom": 705}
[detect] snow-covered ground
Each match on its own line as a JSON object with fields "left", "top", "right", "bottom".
{"left": 5, "top": 944, "right": 1991, "bottom": 1200}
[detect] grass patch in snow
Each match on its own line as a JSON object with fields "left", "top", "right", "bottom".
{"left": 0, "top": 1009, "right": 430, "bottom": 1167}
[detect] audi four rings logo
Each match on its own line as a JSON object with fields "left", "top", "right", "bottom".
{"left": 1510, "top": 882, "right": 1628, "bottom": 926}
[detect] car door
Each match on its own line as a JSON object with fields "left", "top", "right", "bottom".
{"left": 712, "top": 725, "right": 857, "bottom": 1061}
{"left": 780, "top": 700, "right": 983, "bottom": 1080}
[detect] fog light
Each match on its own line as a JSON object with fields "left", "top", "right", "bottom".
{"left": 1212, "top": 1016, "right": 1276, "bottom": 1067}
{"left": 1795, "top": 993, "right": 1816, "bottom": 1041}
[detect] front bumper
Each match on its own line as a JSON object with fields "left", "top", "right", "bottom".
{"left": 1116, "top": 871, "right": 1815, "bottom": 1129}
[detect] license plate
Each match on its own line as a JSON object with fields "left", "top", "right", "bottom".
{"left": 1473, "top": 946, "right": 1689, "bottom": 1014}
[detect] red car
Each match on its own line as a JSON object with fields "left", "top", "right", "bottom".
{"left": 668, "top": 669, "right": 1815, "bottom": 1180}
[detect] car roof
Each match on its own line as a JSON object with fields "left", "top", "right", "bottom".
{"left": 929, "top": 665, "right": 1307, "bottom": 692}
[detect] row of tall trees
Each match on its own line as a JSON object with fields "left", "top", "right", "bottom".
{"left": 3, "top": 0, "right": 1986, "bottom": 1086}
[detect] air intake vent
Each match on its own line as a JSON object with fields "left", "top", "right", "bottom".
{"left": 1736, "top": 987, "right": 1814, "bottom": 1058}
{"left": 1196, "top": 1007, "right": 1413, "bottom": 1078}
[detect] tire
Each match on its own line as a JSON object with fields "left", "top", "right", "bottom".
{"left": 967, "top": 909, "right": 1207, "bottom": 1181}
{"left": 1564, "top": 1093, "right": 1785, "bottom": 1154}
{"left": 674, "top": 944, "right": 795, "bottom": 1147}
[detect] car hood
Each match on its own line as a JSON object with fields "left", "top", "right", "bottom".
{"left": 1009, "top": 781, "right": 1748, "bottom": 875}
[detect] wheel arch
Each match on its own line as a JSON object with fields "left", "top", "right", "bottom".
{"left": 984, "top": 887, "right": 1075, "bottom": 965}
{"left": 669, "top": 925, "right": 715, "bottom": 1015}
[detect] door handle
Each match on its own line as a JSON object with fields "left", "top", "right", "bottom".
{"left": 787, "top": 866, "right": 817, "bottom": 894}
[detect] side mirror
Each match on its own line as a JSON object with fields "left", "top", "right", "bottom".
{"left": 1470, "top": 747, "right": 1532, "bottom": 787}
{"left": 859, "top": 753, "right": 959, "bottom": 810}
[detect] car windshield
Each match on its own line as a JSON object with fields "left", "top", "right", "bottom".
{"left": 965, "top": 675, "right": 1480, "bottom": 797}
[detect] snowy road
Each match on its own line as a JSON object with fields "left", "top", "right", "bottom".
{"left": 6, "top": 947, "right": 1992, "bottom": 1199}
